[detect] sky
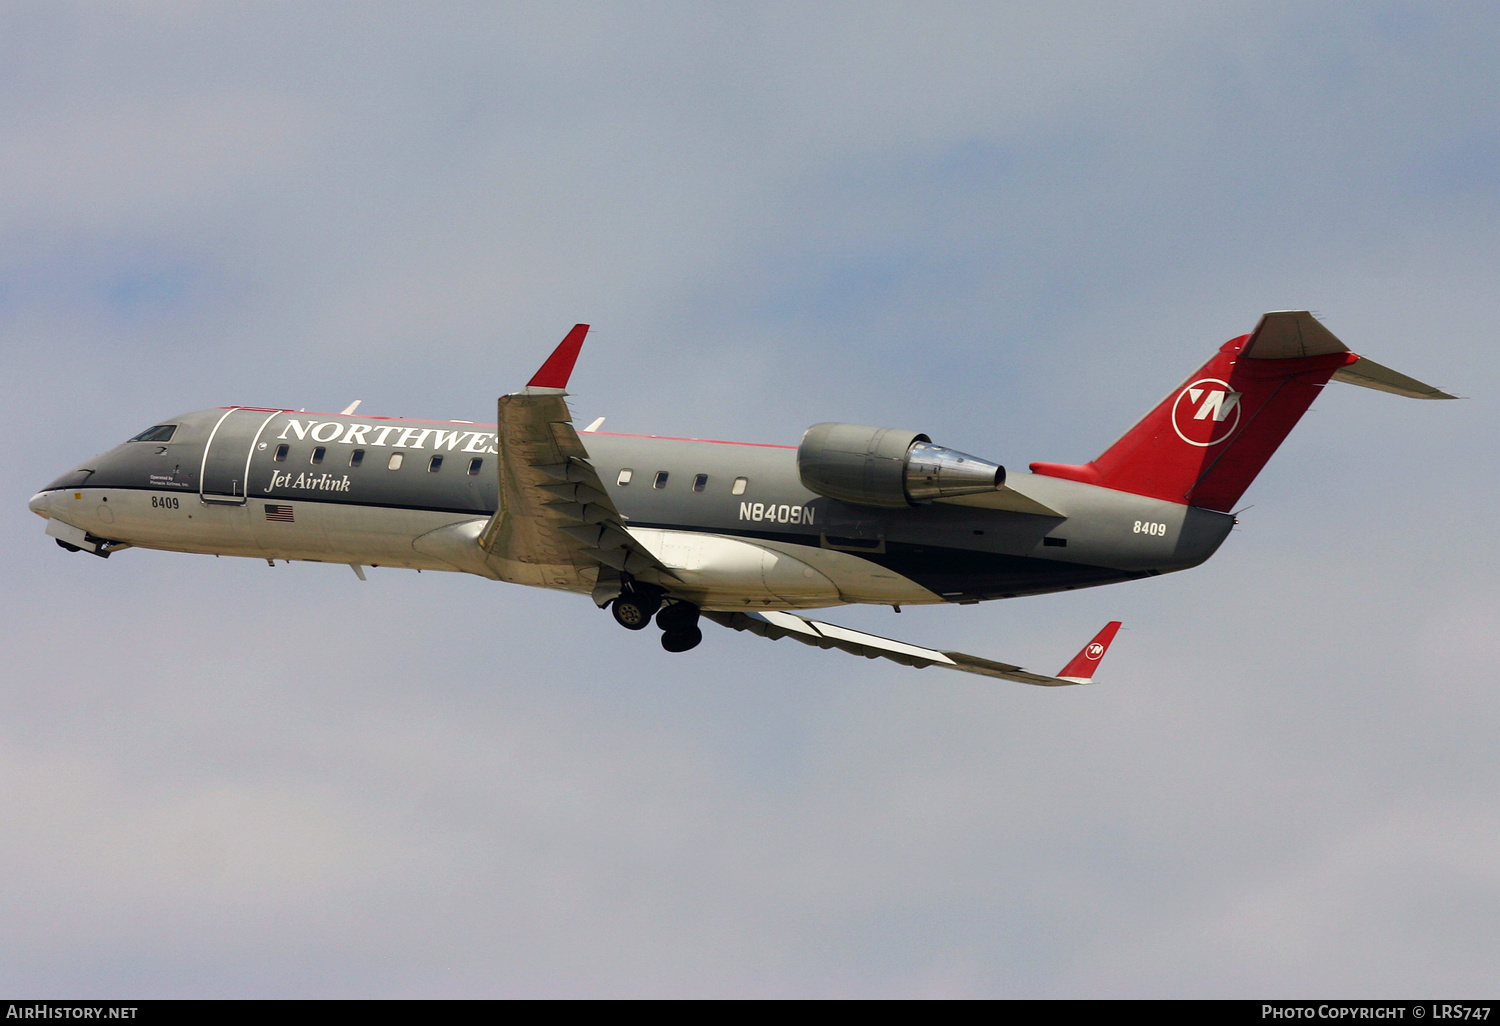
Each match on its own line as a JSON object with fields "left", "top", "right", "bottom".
{"left": 1, "top": 1, "right": 1496, "bottom": 998}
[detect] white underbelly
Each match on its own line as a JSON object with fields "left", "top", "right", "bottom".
{"left": 626, "top": 528, "right": 848, "bottom": 610}
{"left": 46, "top": 488, "right": 472, "bottom": 571}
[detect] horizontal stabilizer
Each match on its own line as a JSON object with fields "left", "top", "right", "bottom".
{"left": 1247, "top": 311, "right": 1454, "bottom": 398}
{"left": 704, "top": 609, "right": 1121, "bottom": 686}
{"left": 1331, "top": 356, "right": 1456, "bottom": 399}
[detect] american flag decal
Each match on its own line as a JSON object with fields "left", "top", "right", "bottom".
{"left": 264, "top": 504, "right": 295, "bottom": 522}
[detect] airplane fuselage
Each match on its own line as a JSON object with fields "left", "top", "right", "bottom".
{"left": 31, "top": 405, "right": 1234, "bottom": 612}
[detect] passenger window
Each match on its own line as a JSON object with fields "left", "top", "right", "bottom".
{"left": 128, "top": 425, "right": 177, "bottom": 443}
{"left": 274, "top": 444, "right": 289, "bottom": 462}
{"left": 349, "top": 449, "right": 365, "bottom": 468}
{"left": 467, "top": 458, "right": 483, "bottom": 476}
{"left": 692, "top": 474, "right": 708, "bottom": 492}
{"left": 653, "top": 471, "right": 669, "bottom": 489}
{"left": 732, "top": 477, "right": 748, "bottom": 495}
{"left": 616, "top": 468, "right": 633, "bottom": 486}
{"left": 311, "top": 446, "right": 326, "bottom": 465}
{"left": 428, "top": 455, "right": 443, "bottom": 472}
{"left": 388, "top": 453, "right": 404, "bottom": 470}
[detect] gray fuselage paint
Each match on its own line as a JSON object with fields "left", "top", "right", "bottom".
{"left": 37, "top": 407, "right": 1235, "bottom": 605}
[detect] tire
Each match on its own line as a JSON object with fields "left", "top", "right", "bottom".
{"left": 661, "top": 626, "right": 703, "bottom": 653}
{"left": 656, "top": 601, "right": 700, "bottom": 633}
{"left": 611, "top": 596, "right": 654, "bottom": 630}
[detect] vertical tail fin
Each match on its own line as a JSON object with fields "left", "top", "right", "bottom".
{"left": 1030, "top": 312, "right": 1451, "bottom": 512}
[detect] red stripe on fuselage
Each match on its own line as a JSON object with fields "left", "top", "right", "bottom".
{"left": 589, "top": 432, "right": 795, "bottom": 449}
{"left": 218, "top": 409, "right": 795, "bottom": 448}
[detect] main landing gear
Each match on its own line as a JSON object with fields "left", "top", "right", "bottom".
{"left": 656, "top": 600, "right": 702, "bottom": 652}
{"left": 610, "top": 588, "right": 661, "bottom": 630}
{"left": 608, "top": 587, "right": 701, "bottom": 652}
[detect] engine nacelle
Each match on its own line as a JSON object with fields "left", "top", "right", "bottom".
{"left": 797, "top": 422, "right": 1005, "bottom": 508}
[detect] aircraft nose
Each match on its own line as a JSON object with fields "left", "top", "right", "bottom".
{"left": 28, "top": 491, "right": 50, "bottom": 518}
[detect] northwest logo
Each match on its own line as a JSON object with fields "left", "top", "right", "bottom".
{"left": 1171, "top": 378, "right": 1241, "bottom": 447}
{"left": 1085, "top": 642, "right": 1106, "bottom": 660}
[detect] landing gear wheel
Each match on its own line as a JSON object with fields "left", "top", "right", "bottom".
{"left": 655, "top": 601, "right": 700, "bottom": 633}
{"left": 661, "top": 626, "right": 703, "bottom": 653}
{"left": 611, "top": 593, "right": 659, "bottom": 630}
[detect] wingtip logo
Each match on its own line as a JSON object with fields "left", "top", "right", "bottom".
{"left": 1171, "top": 378, "right": 1242, "bottom": 447}
{"left": 1085, "top": 642, "right": 1106, "bottom": 660}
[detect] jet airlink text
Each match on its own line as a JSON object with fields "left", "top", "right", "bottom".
{"left": 263, "top": 471, "right": 352, "bottom": 493}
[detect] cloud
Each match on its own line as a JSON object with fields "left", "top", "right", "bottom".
{"left": 2, "top": 1, "right": 1496, "bottom": 997}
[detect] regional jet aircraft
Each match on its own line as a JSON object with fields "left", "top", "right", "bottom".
{"left": 29, "top": 313, "right": 1452, "bottom": 683}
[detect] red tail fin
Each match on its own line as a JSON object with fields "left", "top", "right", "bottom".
{"left": 1031, "top": 312, "right": 1359, "bottom": 511}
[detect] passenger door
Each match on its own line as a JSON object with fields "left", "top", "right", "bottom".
{"left": 199, "top": 408, "right": 280, "bottom": 505}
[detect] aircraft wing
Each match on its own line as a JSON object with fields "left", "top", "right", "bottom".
{"left": 479, "top": 325, "right": 675, "bottom": 595}
{"left": 703, "top": 610, "right": 1123, "bottom": 686}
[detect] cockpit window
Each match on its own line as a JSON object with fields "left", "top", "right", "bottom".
{"left": 128, "top": 425, "right": 177, "bottom": 443}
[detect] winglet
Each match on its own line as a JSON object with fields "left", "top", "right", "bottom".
{"left": 525, "top": 324, "right": 590, "bottom": 391}
{"left": 1055, "top": 621, "right": 1123, "bottom": 684}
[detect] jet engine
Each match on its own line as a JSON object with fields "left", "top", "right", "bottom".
{"left": 796, "top": 422, "right": 1005, "bottom": 508}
